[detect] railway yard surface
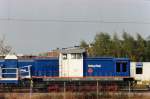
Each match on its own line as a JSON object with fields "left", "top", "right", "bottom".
{"left": 0, "top": 92, "right": 150, "bottom": 99}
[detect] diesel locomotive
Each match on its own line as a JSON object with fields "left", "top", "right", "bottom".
{"left": 0, "top": 48, "right": 133, "bottom": 92}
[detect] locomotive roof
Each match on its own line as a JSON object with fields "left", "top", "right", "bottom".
{"left": 84, "top": 57, "right": 129, "bottom": 61}
{"left": 60, "top": 48, "right": 86, "bottom": 54}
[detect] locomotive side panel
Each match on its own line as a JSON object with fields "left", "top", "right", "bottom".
{"left": 32, "top": 58, "right": 59, "bottom": 78}
{"left": 83, "top": 58, "right": 130, "bottom": 77}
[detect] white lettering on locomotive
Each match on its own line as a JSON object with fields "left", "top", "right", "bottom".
{"left": 88, "top": 64, "right": 101, "bottom": 68}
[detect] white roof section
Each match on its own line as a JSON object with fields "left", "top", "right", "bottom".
{"left": 5, "top": 55, "right": 18, "bottom": 59}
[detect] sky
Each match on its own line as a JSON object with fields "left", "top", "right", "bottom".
{"left": 0, "top": 0, "right": 150, "bottom": 54}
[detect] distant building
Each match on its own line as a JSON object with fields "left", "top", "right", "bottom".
{"left": 0, "top": 55, "right": 5, "bottom": 59}
{"left": 17, "top": 55, "right": 37, "bottom": 60}
{"left": 47, "top": 49, "right": 60, "bottom": 57}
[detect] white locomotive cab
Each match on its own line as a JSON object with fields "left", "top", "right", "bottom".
{"left": 59, "top": 48, "right": 85, "bottom": 78}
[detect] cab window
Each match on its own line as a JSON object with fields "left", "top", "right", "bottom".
{"left": 62, "top": 54, "right": 67, "bottom": 60}
{"left": 71, "top": 53, "right": 76, "bottom": 59}
{"left": 136, "top": 67, "right": 142, "bottom": 74}
{"left": 122, "top": 62, "right": 127, "bottom": 72}
{"left": 76, "top": 53, "right": 82, "bottom": 59}
{"left": 71, "top": 53, "right": 82, "bottom": 59}
{"left": 116, "top": 62, "right": 121, "bottom": 72}
{"left": 116, "top": 62, "right": 127, "bottom": 72}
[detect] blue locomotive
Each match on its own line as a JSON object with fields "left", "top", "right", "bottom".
{"left": 0, "top": 47, "right": 133, "bottom": 92}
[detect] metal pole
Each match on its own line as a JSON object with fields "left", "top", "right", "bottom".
{"left": 78, "top": 81, "right": 81, "bottom": 97}
{"left": 30, "top": 79, "right": 33, "bottom": 99}
{"left": 64, "top": 81, "right": 66, "bottom": 99}
{"left": 79, "top": 81, "right": 80, "bottom": 92}
{"left": 128, "top": 81, "right": 130, "bottom": 99}
{"left": 97, "top": 80, "right": 99, "bottom": 99}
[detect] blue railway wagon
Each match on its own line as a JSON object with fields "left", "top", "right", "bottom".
{"left": 32, "top": 58, "right": 59, "bottom": 77}
{"left": 83, "top": 57, "right": 130, "bottom": 77}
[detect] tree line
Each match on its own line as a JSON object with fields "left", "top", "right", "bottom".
{"left": 80, "top": 32, "right": 150, "bottom": 62}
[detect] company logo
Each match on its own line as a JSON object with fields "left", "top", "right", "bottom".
{"left": 88, "top": 64, "right": 101, "bottom": 68}
{"left": 88, "top": 68, "right": 93, "bottom": 73}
